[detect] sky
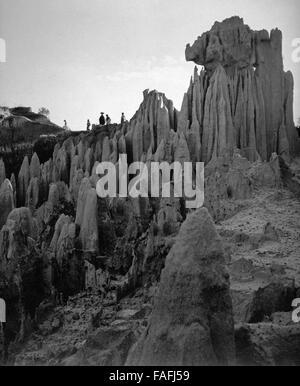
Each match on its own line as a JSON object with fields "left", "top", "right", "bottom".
{"left": 0, "top": 0, "right": 299, "bottom": 130}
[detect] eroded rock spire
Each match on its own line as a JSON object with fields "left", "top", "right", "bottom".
{"left": 183, "top": 16, "right": 298, "bottom": 162}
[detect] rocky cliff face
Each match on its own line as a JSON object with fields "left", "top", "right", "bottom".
{"left": 184, "top": 16, "right": 298, "bottom": 162}
{"left": 0, "top": 107, "right": 66, "bottom": 178}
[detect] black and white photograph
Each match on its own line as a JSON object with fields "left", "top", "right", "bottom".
{"left": 0, "top": 0, "right": 300, "bottom": 369}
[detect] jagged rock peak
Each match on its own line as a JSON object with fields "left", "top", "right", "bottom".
{"left": 0, "top": 179, "right": 15, "bottom": 229}
{"left": 18, "top": 156, "right": 30, "bottom": 206}
{"left": 183, "top": 17, "right": 298, "bottom": 161}
{"left": 186, "top": 16, "right": 274, "bottom": 71}
{"left": 30, "top": 152, "right": 41, "bottom": 180}
{"left": 127, "top": 89, "right": 177, "bottom": 161}
{"left": 0, "top": 158, "right": 6, "bottom": 186}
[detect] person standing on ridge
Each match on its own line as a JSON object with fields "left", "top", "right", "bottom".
{"left": 99, "top": 112, "right": 105, "bottom": 126}
{"left": 121, "top": 112, "right": 126, "bottom": 125}
{"left": 63, "top": 120, "right": 70, "bottom": 131}
{"left": 297, "top": 118, "right": 300, "bottom": 138}
{"left": 106, "top": 114, "right": 111, "bottom": 125}
{"left": 87, "top": 119, "right": 91, "bottom": 131}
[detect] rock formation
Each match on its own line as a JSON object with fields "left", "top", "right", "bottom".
{"left": 184, "top": 16, "right": 298, "bottom": 163}
{"left": 17, "top": 156, "right": 30, "bottom": 206}
{"left": 126, "top": 89, "right": 176, "bottom": 162}
{"left": 0, "top": 208, "right": 43, "bottom": 344}
{"left": 26, "top": 177, "right": 40, "bottom": 212}
{"left": 29, "top": 152, "right": 41, "bottom": 180}
{"left": 79, "top": 188, "right": 99, "bottom": 253}
{"left": 0, "top": 107, "right": 65, "bottom": 180}
{"left": 126, "top": 208, "right": 235, "bottom": 365}
{"left": 10, "top": 173, "right": 17, "bottom": 207}
{"left": 75, "top": 177, "right": 92, "bottom": 227}
{"left": 235, "top": 322, "right": 300, "bottom": 366}
{"left": 0, "top": 16, "right": 299, "bottom": 366}
{"left": 0, "top": 179, "right": 15, "bottom": 229}
{"left": 0, "top": 158, "right": 6, "bottom": 186}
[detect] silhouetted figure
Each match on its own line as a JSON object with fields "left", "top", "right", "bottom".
{"left": 121, "top": 112, "right": 126, "bottom": 125}
{"left": 99, "top": 113, "right": 105, "bottom": 126}
{"left": 87, "top": 119, "right": 91, "bottom": 131}
{"left": 63, "top": 120, "right": 70, "bottom": 131}
{"left": 296, "top": 119, "right": 300, "bottom": 138}
{"left": 106, "top": 114, "right": 111, "bottom": 125}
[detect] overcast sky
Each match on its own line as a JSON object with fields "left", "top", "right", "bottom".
{"left": 0, "top": 0, "right": 299, "bottom": 130}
